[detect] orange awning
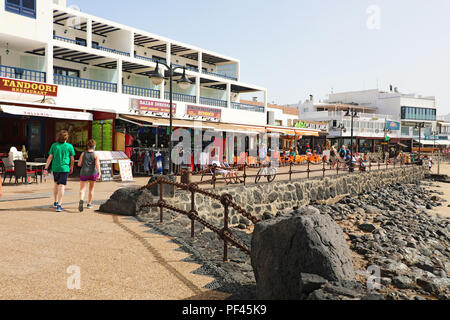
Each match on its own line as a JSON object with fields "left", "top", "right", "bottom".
{"left": 267, "top": 127, "right": 296, "bottom": 135}
{"left": 295, "top": 130, "right": 320, "bottom": 137}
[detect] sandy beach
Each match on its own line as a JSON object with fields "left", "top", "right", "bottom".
{"left": 426, "top": 162, "right": 450, "bottom": 219}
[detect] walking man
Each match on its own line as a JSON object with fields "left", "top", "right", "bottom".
{"left": 44, "top": 130, "right": 75, "bottom": 213}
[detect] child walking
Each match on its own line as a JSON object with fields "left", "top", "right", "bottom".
{"left": 78, "top": 140, "right": 101, "bottom": 212}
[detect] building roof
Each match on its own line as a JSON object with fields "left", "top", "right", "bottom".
{"left": 240, "top": 100, "right": 299, "bottom": 116}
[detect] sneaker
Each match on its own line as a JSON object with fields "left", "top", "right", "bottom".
{"left": 87, "top": 204, "right": 93, "bottom": 210}
{"left": 56, "top": 205, "right": 64, "bottom": 213}
{"left": 53, "top": 202, "right": 58, "bottom": 208}
{"left": 78, "top": 200, "right": 84, "bottom": 212}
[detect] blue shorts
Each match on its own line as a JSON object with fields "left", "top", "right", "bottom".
{"left": 54, "top": 172, "right": 69, "bottom": 186}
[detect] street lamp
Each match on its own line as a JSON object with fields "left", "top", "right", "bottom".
{"left": 345, "top": 108, "right": 358, "bottom": 172}
{"left": 150, "top": 62, "right": 192, "bottom": 175}
{"left": 337, "top": 123, "right": 346, "bottom": 148}
{"left": 415, "top": 122, "right": 425, "bottom": 163}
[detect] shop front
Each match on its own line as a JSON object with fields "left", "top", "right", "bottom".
{"left": 0, "top": 104, "right": 93, "bottom": 160}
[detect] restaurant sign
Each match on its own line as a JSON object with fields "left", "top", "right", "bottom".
{"left": 0, "top": 78, "right": 58, "bottom": 97}
{"left": 131, "top": 99, "right": 176, "bottom": 114}
{"left": 186, "top": 104, "right": 222, "bottom": 120}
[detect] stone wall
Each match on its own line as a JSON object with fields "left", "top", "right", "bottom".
{"left": 139, "top": 166, "right": 427, "bottom": 227}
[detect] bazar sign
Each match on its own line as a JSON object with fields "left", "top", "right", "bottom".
{"left": 186, "top": 104, "right": 222, "bottom": 119}
{"left": 386, "top": 120, "right": 401, "bottom": 131}
{"left": 0, "top": 78, "right": 58, "bottom": 97}
{"left": 131, "top": 99, "right": 176, "bottom": 114}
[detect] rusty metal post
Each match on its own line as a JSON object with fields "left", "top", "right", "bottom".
{"left": 213, "top": 166, "right": 217, "bottom": 189}
{"left": 223, "top": 199, "right": 229, "bottom": 262}
{"left": 289, "top": 161, "right": 293, "bottom": 181}
{"left": 190, "top": 188, "right": 196, "bottom": 238}
{"left": 243, "top": 163, "right": 247, "bottom": 186}
{"left": 307, "top": 160, "right": 311, "bottom": 179}
{"left": 159, "top": 179, "right": 164, "bottom": 223}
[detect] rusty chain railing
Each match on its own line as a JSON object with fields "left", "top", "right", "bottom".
{"left": 139, "top": 176, "right": 260, "bottom": 262}
{"left": 189, "top": 155, "right": 412, "bottom": 189}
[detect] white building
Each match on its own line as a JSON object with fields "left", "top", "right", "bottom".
{"left": 0, "top": 0, "right": 277, "bottom": 159}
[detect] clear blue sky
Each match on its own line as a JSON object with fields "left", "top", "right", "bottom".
{"left": 68, "top": 0, "right": 450, "bottom": 114}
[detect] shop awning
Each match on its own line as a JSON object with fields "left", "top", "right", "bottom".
{"left": 0, "top": 105, "right": 93, "bottom": 121}
{"left": 295, "top": 129, "right": 320, "bottom": 137}
{"left": 414, "top": 139, "right": 450, "bottom": 146}
{"left": 267, "top": 127, "right": 296, "bottom": 136}
{"left": 118, "top": 114, "right": 215, "bottom": 130}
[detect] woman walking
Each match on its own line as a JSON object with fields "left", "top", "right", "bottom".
{"left": 78, "top": 140, "right": 101, "bottom": 212}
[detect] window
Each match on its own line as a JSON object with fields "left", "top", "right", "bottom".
{"left": 5, "top": 0, "right": 36, "bottom": 18}
{"left": 54, "top": 67, "right": 80, "bottom": 78}
{"left": 401, "top": 106, "right": 436, "bottom": 121}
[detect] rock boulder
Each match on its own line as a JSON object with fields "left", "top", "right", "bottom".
{"left": 99, "top": 187, "right": 154, "bottom": 216}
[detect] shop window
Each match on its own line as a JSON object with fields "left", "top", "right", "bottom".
{"left": 54, "top": 66, "right": 80, "bottom": 78}
{"left": 5, "top": 0, "right": 36, "bottom": 18}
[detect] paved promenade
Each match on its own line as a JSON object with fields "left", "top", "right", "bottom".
{"left": 0, "top": 178, "right": 228, "bottom": 300}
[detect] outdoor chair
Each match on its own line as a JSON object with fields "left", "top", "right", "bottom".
{"left": 1, "top": 157, "right": 15, "bottom": 183}
{"left": 13, "top": 160, "right": 37, "bottom": 184}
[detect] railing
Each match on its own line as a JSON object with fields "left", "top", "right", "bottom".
{"left": 231, "top": 102, "right": 265, "bottom": 113}
{"left": 190, "top": 154, "right": 418, "bottom": 190}
{"left": 54, "top": 74, "right": 117, "bottom": 92}
{"left": 0, "top": 65, "right": 46, "bottom": 83}
{"left": 139, "top": 177, "right": 259, "bottom": 262}
{"left": 53, "top": 35, "right": 86, "bottom": 46}
{"left": 164, "top": 92, "right": 196, "bottom": 103}
{"left": 92, "top": 44, "right": 130, "bottom": 57}
{"left": 134, "top": 54, "right": 160, "bottom": 64}
{"left": 203, "top": 70, "right": 238, "bottom": 81}
{"left": 123, "top": 85, "right": 160, "bottom": 99}
{"left": 200, "top": 97, "right": 227, "bottom": 108}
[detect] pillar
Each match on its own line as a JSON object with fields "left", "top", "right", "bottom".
{"left": 166, "top": 42, "right": 171, "bottom": 66}
{"left": 196, "top": 76, "right": 201, "bottom": 104}
{"left": 226, "top": 82, "right": 231, "bottom": 109}
{"left": 117, "top": 59, "right": 122, "bottom": 94}
{"left": 130, "top": 31, "right": 134, "bottom": 57}
{"left": 87, "top": 19, "right": 92, "bottom": 48}
{"left": 45, "top": 44, "right": 53, "bottom": 84}
{"left": 264, "top": 90, "right": 268, "bottom": 111}
{"left": 198, "top": 52, "right": 203, "bottom": 73}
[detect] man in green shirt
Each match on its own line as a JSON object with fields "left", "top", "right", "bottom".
{"left": 44, "top": 130, "right": 75, "bottom": 213}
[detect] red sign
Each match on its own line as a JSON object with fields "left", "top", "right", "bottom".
{"left": 0, "top": 77, "right": 58, "bottom": 97}
{"left": 187, "top": 105, "right": 222, "bottom": 120}
{"left": 132, "top": 99, "right": 176, "bottom": 114}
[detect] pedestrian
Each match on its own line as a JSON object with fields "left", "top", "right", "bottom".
{"left": 78, "top": 139, "right": 101, "bottom": 212}
{"left": 428, "top": 157, "right": 433, "bottom": 172}
{"left": 44, "top": 130, "right": 75, "bottom": 213}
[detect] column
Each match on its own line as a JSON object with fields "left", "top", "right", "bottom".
{"left": 159, "top": 65, "right": 165, "bottom": 100}
{"left": 236, "top": 61, "right": 240, "bottom": 81}
{"left": 45, "top": 44, "right": 53, "bottom": 84}
{"left": 86, "top": 19, "right": 92, "bottom": 48}
{"left": 130, "top": 31, "right": 135, "bottom": 57}
{"left": 117, "top": 59, "right": 122, "bottom": 94}
{"left": 226, "top": 82, "right": 231, "bottom": 109}
{"left": 264, "top": 90, "right": 268, "bottom": 111}
{"left": 196, "top": 76, "right": 201, "bottom": 104}
{"left": 166, "top": 42, "right": 171, "bottom": 66}
{"left": 198, "top": 52, "right": 203, "bottom": 73}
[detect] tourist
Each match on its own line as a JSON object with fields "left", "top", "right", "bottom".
{"left": 427, "top": 157, "right": 433, "bottom": 172}
{"left": 78, "top": 139, "right": 101, "bottom": 212}
{"left": 339, "top": 145, "right": 347, "bottom": 159}
{"left": 44, "top": 130, "right": 75, "bottom": 213}
{"left": 222, "top": 156, "right": 242, "bottom": 184}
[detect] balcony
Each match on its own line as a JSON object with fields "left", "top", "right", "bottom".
{"left": 53, "top": 35, "right": 87, "bottom": 47}
{"left": 203, "top": 70, "right": 237, "bottom": 81}
{"left": 0, "top": 65, "right": 46, "bottom": 83}
{"left": 164, "top": 92, "right": 196, "bottom": 104}
{"left": 200, "top": 97, "right": 227, "bottom": 108}
{"left": 92, "top": 44, "right": 130, "bottom": 57}
{"left": 231, "top": 102, "right": 265, "bottom": 113}
{"left": 123, "top": 85, "right": 160, "bottom": 99}
{"left": 134, "top": 54, "right": 160, "bottom": 64}
{"left": 54, "top": 74, "right": 117, "bottom": 93}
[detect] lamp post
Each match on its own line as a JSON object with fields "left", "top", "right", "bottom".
{"left": 337, "top": 123, "right": 346, "bottom": 148}
{"left": 415, "top": 122, "right": 425, "bottom": 163}
{"left": 345, "top": 108, "right": 358, "bottom": 172}
{"left": 149, "top": 62, "right": 192, "bottom": 175}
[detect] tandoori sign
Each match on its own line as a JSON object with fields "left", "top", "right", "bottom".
{"left": 0, "top": 78, "right": 58, "bottom": 97}
{"left": 186, "top": 104, "right": 222, "bottom": 120}
{"left": 131, "top": 99, "right": 176, "bottom": 114}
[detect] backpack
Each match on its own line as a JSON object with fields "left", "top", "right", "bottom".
{"left": 340, "top": 150, "right": 346, "bottom": 158}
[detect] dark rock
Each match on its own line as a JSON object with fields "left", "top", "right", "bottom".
{"left": 268, "top": 192, "right": 279, "bottom": 203}
{"left": 147, "top": 175, "right": 176, "bottom": 198}
{"left": 299, "top": 273, "right": 328, "bottom": 295}
{"left": 99, "top": 188, "right": 153, "bottom": 216}
{"left": 392, "top": 276, "right": 415, "bottom": 290}
{"left": 358, "top": 223, "right": 377, "bottom": 233}
{"left": 251, "top": 212, "right": 356, "bottom": 300}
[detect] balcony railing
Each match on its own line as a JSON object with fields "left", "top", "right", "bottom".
{"left": 53, "top": 35, "right": 87, "bottom": 46}
{"left": 200, "top": 97, "right": 227, "bottom": 108}
{"left": 54, "top": 74, "right": 117, "bottom": 92}
{"left": 123, "top": 85, "right": 160, "bottom": 99}
{"left": 231, "top": 102, "right": 265, "bottom": 113}
{"left": 202, "top": 70, "right": 237, "bottom": 81}
{"left": 134, "top": 54, "right": 161, "bottom": 64}
{"left": 93, "top": 44, "right": 130, "bottom": 57}
{"left": 0, "top": 65, "right": 46, "bottom": 83}
{"left": 164, "top": 92, "right": 196, "bottom": 103}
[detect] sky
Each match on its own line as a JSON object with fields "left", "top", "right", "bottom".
{"left": 68, "top": 0, "right": 450, "bottom": 114}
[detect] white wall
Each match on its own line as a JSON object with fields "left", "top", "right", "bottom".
{"left": 328, "top": 89, "right": 380, "bottom": 106}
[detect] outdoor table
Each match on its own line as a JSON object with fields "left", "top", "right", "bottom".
{"left": 27, "top": 162, "right": 46, "bottom": 183}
